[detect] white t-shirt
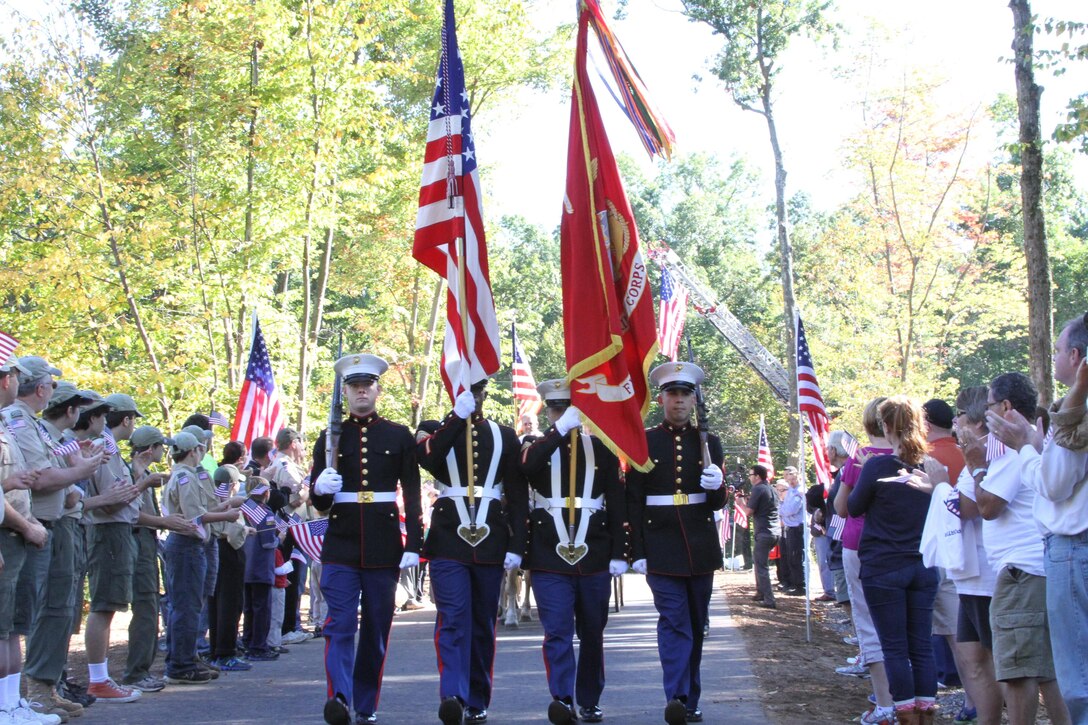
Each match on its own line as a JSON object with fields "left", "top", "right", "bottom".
{"left": 979, "top": 449, "right": 1045, "bottom": 576}
{"left": 1019, "top": 442, "right": 1088, "bottom": 537}
{"left": 949, "top": 469, "right": 997, "bottom": 596}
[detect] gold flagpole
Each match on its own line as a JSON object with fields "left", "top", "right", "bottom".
{"left": 456, "top": 234, "right": 476, "bottom": 529}
{"left": 567, "top": 429, "right": 578, "bottom": 554}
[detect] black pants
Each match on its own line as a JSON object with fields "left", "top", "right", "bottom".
{"left": 783, "top": 525, "right": 804, "bottom": 589}
{"left": 282, "top": 561, "right": 301, "bottom": 634}
{"left": 243, "top": 583, "right": 272, "bottom": 653}
{"left": 754, "top": 533, "right": 778, "bottom": 603}
{"left": 210, "top": 540, "right": 245, "bottom": 659}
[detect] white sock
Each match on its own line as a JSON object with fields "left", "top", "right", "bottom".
{"left": 88, "top": 661, "right": 109, "bottom": 683}
{"left": 6, "top": 674, "right": 21, "bottom": 708}
{"left": 0, "top": 674, "right": 16, "bottom": 710}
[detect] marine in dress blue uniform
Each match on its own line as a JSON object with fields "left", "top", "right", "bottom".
{"left": 416, "top": 380, "right": 528, "bottom": 725}
{"left": 309, "top": 354, "right": 423, "bottom": 725}
{"left": 519, "top": 380, "right": 627, "bottom": 725}
{"left": 626, "top": 363, "right": 726, "bottom": 725}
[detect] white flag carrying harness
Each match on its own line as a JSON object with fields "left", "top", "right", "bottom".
{"left": 542, "top": 432, "right": 602, "bottom": 565}
{"left": 440, "top": 420, "right": 502, "bottom": 546}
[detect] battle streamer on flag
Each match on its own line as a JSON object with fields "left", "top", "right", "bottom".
{"left": 412, "top": 0, "right": 500, "bottom": 400}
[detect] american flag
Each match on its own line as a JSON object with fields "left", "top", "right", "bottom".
{"left": 656, "top": 267, "right": 688, "bottom": 361}
{"left": 230, "top": 315, "right": 285, "bottom": 452}
{"left": 412, "top": 0, "right": 500, "bottom": 400}
{"left": 208, "top": 411, "right": 230, "bottom": 429}
{"left": 53, "top": 439, "right": 81, "bottom": 458}
{"left": 510, "top": 324, "right": 541, "bottom": 420}
{"left": 796, "top": 314, "right": 833, "bottom": 487}
{"left": 0, "top": 331, "right": 17, "bottom": 362}
{"left": 275, "top": 512, "right": 302, "bottom": 536}
{"left": 757, "top": 415, "right": 775, "bottom": 480}
{"left": 842, "top": 431, "right": 859, "bottom": 458}
{"left": 214, "top": 481, "right": 231, "bottom": 499}
{"left": 828, "top": 513, "right": 846, "bottom": 541}
{"left": 239, "top": 498, "right": 270, "bottom": 528}
{"left": 733, "top": 503, "right": 748, "bottom": 530}
{"left": 985, "top": 432, "right": 1008, "bottom": 462}
{"left": 289, "top": 517, "right": 328, "bottom": 563}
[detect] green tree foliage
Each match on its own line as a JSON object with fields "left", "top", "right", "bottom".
{"left": 0, "top": 0, "right": 566, "bottom": 438}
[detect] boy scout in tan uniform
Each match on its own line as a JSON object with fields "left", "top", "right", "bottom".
{"left": 3, "top": 360, "right": 102, "bottom": 721}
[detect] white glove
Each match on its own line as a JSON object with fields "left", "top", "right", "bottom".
{"left": 453, "top": 390, "right": 476, "bottom": 419}
{"left": 313, "top": 468, "right": 343, "bottom": 496}
{"left": 609, "top": 559, "right": 628, "bottom": 577}
{"left": 399, "top": 552, "right": 420, "bottom": 569}
{"left": 555, "top": 406, "right": 582, "bottom": 437}
{"left": 632, "top": 559, "right": 647, "bottom": 575}
{"left": 273, "top": 561, "right": 294, "bottom": 576}
{"left": 700, "top": 466, "right": 724, "bottom": 491}
{"left": 503, "top": 552, "right": 522, "bottom": 571}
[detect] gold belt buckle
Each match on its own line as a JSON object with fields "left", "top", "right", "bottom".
{"left": 356, "top": 491, "right": 374, "bottom": 504}
{"left": 673, "top": 492, "right": 689, "bottom": 506}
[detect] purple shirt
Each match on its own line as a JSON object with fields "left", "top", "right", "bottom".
{"left": 839, "top": 445, "right": 893, "bottom": 550}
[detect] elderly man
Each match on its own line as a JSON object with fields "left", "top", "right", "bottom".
{"left": 777, "top": 466, "right": 805, "bottom": 596}
{"left": 2, "top": 357, "right": 103, "bottom": 720}
{"left": 972, "top": 373, "right": 1070, "bottom": 725}
{"left": 989, "top": 314, "right": 1088, "bottom": 722}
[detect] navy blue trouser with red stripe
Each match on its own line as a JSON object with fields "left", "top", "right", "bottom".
{"left": 429, "top": 559, "right": 504, "bottom": 710}
{"left": 646, "top": 572, "right": 713, "bottom": 708}
{"left": 532, "top": 570, "right": 611, "bottom": 708}
{"left": 321, "top": 564, "right": 398, "bottom": 717}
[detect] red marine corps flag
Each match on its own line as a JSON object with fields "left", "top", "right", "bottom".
{"left": 413, "top": 0, "right": 500, "bottom": 399}
{"left": 560, "top": 0, "right": 673, "bottom": 472}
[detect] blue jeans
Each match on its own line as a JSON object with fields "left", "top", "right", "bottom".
{"left": 1045, "top": 532, "right": 1088, "bottom": 724}
{"left": 164, "top": 534, "right": 206, "bottom": 676}
{"left": 862, "top": 561, "right": 938, "bottom": 704}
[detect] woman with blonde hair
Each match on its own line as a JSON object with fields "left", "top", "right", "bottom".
{"left": 848, "top": 396, "right": 942, "bottom": 725}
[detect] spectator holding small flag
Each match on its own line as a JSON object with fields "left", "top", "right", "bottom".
{"left": 208, "top": 465, "right": 250, "bottom": 672}
{"left": 242, "top": 476, "right": 279, "bottom": 662}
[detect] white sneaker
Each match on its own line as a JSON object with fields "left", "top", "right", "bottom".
{"left": 10, "top": 701, "right": 62, "bottom": 725}
{"left": 282, "top": 630, "right": 308, "bottom": 645}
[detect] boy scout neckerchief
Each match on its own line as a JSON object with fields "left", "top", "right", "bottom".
{"left": 549, "top": 432, "right": 598, "bottom": 565}
{"left": 442, "top": 420, "right": 502, "bottom": 546}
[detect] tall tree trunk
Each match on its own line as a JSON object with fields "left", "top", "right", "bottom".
{"left": 760, "top": 72, "right": 800, "bottom": 464}
{"left": 1010, "top": 0, "right": 1053, "bottom": 404}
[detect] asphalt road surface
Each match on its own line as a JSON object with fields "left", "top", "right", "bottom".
{"left": 77, "top": 574, "right": 765, "bottom": 724}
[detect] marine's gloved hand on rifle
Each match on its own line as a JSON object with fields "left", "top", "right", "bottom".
{"left": 699, "top": 465, "right": 724, "bottom": 491}
{"left": 313, "top": 467, "right": 343, "bottom": 495}
{"left": 632, "top": 559, "right": 647, "bottom": 575}
{"left": 399, "top": 552, "right": 420, "bottom": 570}
{"left": 609, "top": 559, "right": 628, "bottom": 577}
{"left": 503, "top": 552, "right": 522, "bottom": 571}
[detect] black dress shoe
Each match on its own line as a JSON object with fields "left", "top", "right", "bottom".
{"left": 786, "top": 587, "right": 805, "bottom": 596}
{"left": 438, "top": 697, "right": 464, "bottom": 725}
{"left": 750, "top": 595, "right": 764, "bottom": 602}
{"left": 324, "top": 695, "right": 351, "bottom": 725}
{"left": 579, "top": 704, "right": 604, "bottom": 723}
{"left": 757, "top": 600, "right": 777, "bottom": 609}
{"left": 664, "top": 699, "right": 687, "bottom": 725}
{"left": 464, "top": 707, "right": 488, "bottom": 724}
{"left": 547, "top": 699, "right": 575, "bottom": 724}
{"left": 686, "top": 707, "right": 703, "bottom": 722}
{"left": 356, "top": 715, "right": 377, "bottom": 725}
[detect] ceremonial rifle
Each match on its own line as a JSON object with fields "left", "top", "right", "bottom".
{"left": 686, "top": 335, "right": 713, "bottom": 470}
{"left": 326, "top": 332, "right": 344, "bottom": 471}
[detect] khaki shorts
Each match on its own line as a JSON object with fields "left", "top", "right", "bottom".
{"left": 88, "top": 522, "right": 137, "bottom": 612}
{"left": 931, "top": 568, "right": 959, "bottom": 636}
{"left": 0, "top": 529, "right": 28, "bottom": 638}
{"left": 990, "top": 566, "right": 1055, "bottom": 682}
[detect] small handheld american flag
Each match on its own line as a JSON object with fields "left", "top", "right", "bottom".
{"left": 289, "top": 518, "right": 328, "bottom": 563}
{"left": 240, "top": 499, "right": 270, "bottom": 528}
{"left": 208, "top": 411, "right": 230, "bottom": 429}
{"left": 985, "top": 433, "right": 1008, "bottom": 462}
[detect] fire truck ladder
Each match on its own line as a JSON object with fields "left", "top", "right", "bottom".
{"left": 654, "top": 245, "right": 791, "bottom": 408}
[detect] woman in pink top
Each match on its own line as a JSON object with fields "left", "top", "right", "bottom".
{"left": 834, "top": 397, "right": 895, "bottom": 724}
